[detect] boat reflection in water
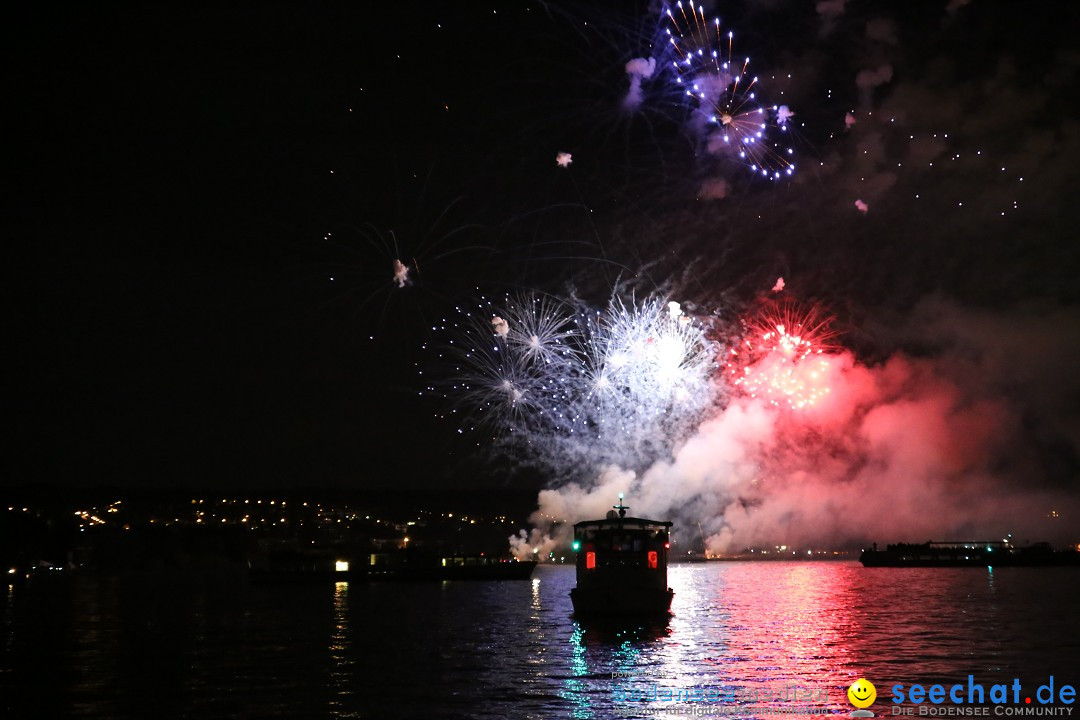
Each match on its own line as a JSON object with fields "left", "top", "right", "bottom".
{"left": 570, "top": 496, "right": 674, "bottom": 617}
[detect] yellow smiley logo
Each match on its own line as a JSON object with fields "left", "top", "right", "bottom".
{"left": 848, "top": 678, "right": 877, "bottom": 708}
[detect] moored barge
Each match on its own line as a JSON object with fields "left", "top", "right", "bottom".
{"left": 860, "top": 540, "right": 1080, "bottom": 567}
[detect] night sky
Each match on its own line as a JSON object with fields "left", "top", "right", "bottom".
{"left": 7, "top": 0, "right": 1080, "bottom": 512}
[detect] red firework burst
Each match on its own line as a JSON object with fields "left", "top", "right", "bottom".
{"left": 724, "top": 303, "right": 838, "bottom": 410}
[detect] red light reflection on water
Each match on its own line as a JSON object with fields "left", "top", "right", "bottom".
{"left": 661, "top": 562, "right": 861, "bottom": 711}
{"left": 565, "top": 563, "right": 874, "bottom": 716}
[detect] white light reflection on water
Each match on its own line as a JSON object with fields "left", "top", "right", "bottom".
{"left": 525, "top": 571, "right": 558, "bottom": 713}
{"left": 328, "top": 580, "right": 354, "bottom": 717}
{"left": 3, "top": 581, "right": 14, "bottom": 665}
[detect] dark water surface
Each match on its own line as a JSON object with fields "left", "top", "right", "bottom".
{"left": 4, "top": 563, "right": 1078, "bottom": 718}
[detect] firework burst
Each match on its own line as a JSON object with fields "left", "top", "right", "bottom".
{"left": 424, "top": 292, "right": 716, "bottom": 474}
{"left": 724, "top": 302, "right": 837, "bottom": 410}
{"left": 425, "top": 293, "right": 579, "bottom": 436}
{"left": 665, "top": 2, "right": 795, "bottom": 179}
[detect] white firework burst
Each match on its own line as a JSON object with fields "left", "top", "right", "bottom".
{"left": 424, "top": 291, "right": 717, "bottom": 475}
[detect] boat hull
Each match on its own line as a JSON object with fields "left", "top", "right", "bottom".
{"left": 570, "top": 587, "right": 673, "bottom": 617}
{"left": 378, "top": 561, "right": 538, "bottom": 581}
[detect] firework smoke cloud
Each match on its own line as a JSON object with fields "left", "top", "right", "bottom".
{"left": 623, "top": 56, "right": 657, "bottom": 109}
{"left": 392, "top": 259, "right": 410, "bottom": 288}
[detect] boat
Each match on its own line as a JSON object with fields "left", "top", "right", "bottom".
{"left": 249, "top": 548, "right": 536, "bottom": 583}
{"left": 368, "top": 553, "right": 537, "bottom": 581}
{"left": 570, "top": 497, "right": 674, "bottom": 616}
{"left": 859, "top": 540, "right": 1080, "bottom": 567}
{"left": 436, "top": 555, "right": 537, "bottom": 581}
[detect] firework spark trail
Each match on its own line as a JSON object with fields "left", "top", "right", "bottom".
{"left": 424, "top": 292, "right": 716, "bottom": 474}
{"left": 664, "top": 2, "right": 795, "bottom": 179}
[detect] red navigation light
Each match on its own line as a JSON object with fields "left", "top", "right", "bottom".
{"left": 664, "top": 542, "right": 670, "bottom": 549}
{"left": 585, "top": 552, "right": 596, "bottom": 569}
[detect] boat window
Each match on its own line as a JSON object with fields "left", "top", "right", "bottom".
{"left": 648, "top": 551, "right": 658, "bottom": 569}
{"left": 586, "top": 552, "right": 596, "bottom": 570}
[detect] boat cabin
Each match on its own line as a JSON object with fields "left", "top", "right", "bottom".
{"left": 570, "top": 499, "right": 674, "bottom": 616}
